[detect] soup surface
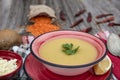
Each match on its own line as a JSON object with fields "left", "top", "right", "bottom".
{"left": 39, "top": 37, "right": 98, "bottom": 65}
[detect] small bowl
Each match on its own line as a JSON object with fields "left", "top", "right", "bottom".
{"left": 30, "top": 31, "right": 106, "bottom": 76}
{"left": 0, "top": 50, "right": 23, "bottom": 79}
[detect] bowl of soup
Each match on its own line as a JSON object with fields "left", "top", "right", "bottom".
{"left": 30, "top": 30, "right": 106, "bottom": 76}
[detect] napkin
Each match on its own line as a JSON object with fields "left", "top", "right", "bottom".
{"left": 95, "top": 30, "right": 120, "bottom": 80}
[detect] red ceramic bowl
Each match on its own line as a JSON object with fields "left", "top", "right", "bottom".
{"left": 31, "top": 31, "right": 106, "bottom": 76}
{"left": 0, "top": 50, "right": 23, "bottom": 80}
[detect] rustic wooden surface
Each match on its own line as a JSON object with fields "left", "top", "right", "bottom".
{"left": 0, "top": 0, "right": 120, "bottom": 79}
{"left": 0, "top": 0, "right": 120, "bottom": 35}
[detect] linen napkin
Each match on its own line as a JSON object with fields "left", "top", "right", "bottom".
{"left": 95, "top": 30, "right": 120, "bottom": 80}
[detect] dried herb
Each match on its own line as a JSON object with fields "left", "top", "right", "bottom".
{"left": 60, "top": 10, "right": 66, "bottom": 21}
{"left": 70, "top": 18, "right": 83, "bottom": 28}
{"left": 80, "top": 27, "right": 92, "bottom": 33}
{"left": 74, "top": 9, "right": 86, "bottom": 17}
{"left": 96, "top": 13, "right": 113, "bottom": 19}
{"left": 87, "top": 12, "right": 92, "bottom": 23}
{"left": 96, "top": 16, "right": 114, "bottom": 24}
{"left": 62, "top": 43, "right": 79, "bottom": 55}
{"left": 108, "top": 22, "right": 120, "bottom": 27}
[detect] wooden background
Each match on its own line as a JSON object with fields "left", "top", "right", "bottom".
{"left": 0, "top": 0, "right": 120, "bottom": 35}
{"left": 0, "top": 0, "right": 120, "bottom": 79}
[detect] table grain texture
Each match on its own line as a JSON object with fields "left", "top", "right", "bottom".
{"left": 0, "top": 0, "right": 120, "bottom": 80}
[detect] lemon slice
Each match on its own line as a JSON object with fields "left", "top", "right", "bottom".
{"left": 93, "top": 55, "right": 112, "bottom": 75}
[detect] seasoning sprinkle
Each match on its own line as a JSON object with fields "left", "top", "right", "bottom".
{"left": 70, "top": 18, "right": 84, "bottom": 28}
{"left": 108, "top": 22, "right": 120, "bottom": 27}
{"left": 87, "top": 12, "right": 92, "bottom": 23}
{"left": 74, "top": 9, "right": 86, "bottom": 17}
{"left": 96, "top": 16, "right": 114, "bottom": 24}
{"left": 96, "top": 13, "right": 113, "bottom": 19}
{"left": 59, "top": 10, "right": 66, "bottom": 21}
{"left": 80, "top": 27, "right": 92, "bottom": 33}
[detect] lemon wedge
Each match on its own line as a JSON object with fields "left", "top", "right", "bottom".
{"left": 93, "top": 55, "right": 112, "bottom": 75}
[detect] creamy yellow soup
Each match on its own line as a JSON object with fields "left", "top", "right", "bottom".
{"left": 39, "top": 37, "right": 98, "bottom": 65}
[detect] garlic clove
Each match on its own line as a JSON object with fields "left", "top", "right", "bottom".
{"left": 107, "top": 33, "right": 120, "bottom": 57}
{"left": 28, "top": 5, "right": 56, "bottom": 20}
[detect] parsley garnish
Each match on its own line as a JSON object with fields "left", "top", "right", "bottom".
{"left": 62, "top": 43, "right": 79, "bottom": 55}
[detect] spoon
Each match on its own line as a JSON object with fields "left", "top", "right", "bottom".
{"left": 107, "top": 33, "right": 120, "bottom": 57}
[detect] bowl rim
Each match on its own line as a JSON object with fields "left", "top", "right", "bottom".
{"left": 0, "top": 50, "right": 23, "bottom": 78}
{"left": 30, "top": 30, "right": 107, "bottom": 68}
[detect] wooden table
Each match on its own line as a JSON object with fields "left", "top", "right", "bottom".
{"left": 0, "top": 0, "right": 120, "bottom": 80}
{"left": 0, "top": 0, "right": 120, "bottom": 34}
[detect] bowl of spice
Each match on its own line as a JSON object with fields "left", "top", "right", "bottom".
{"left": 0, "top": 50, "right": 22, "bottom": 80}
